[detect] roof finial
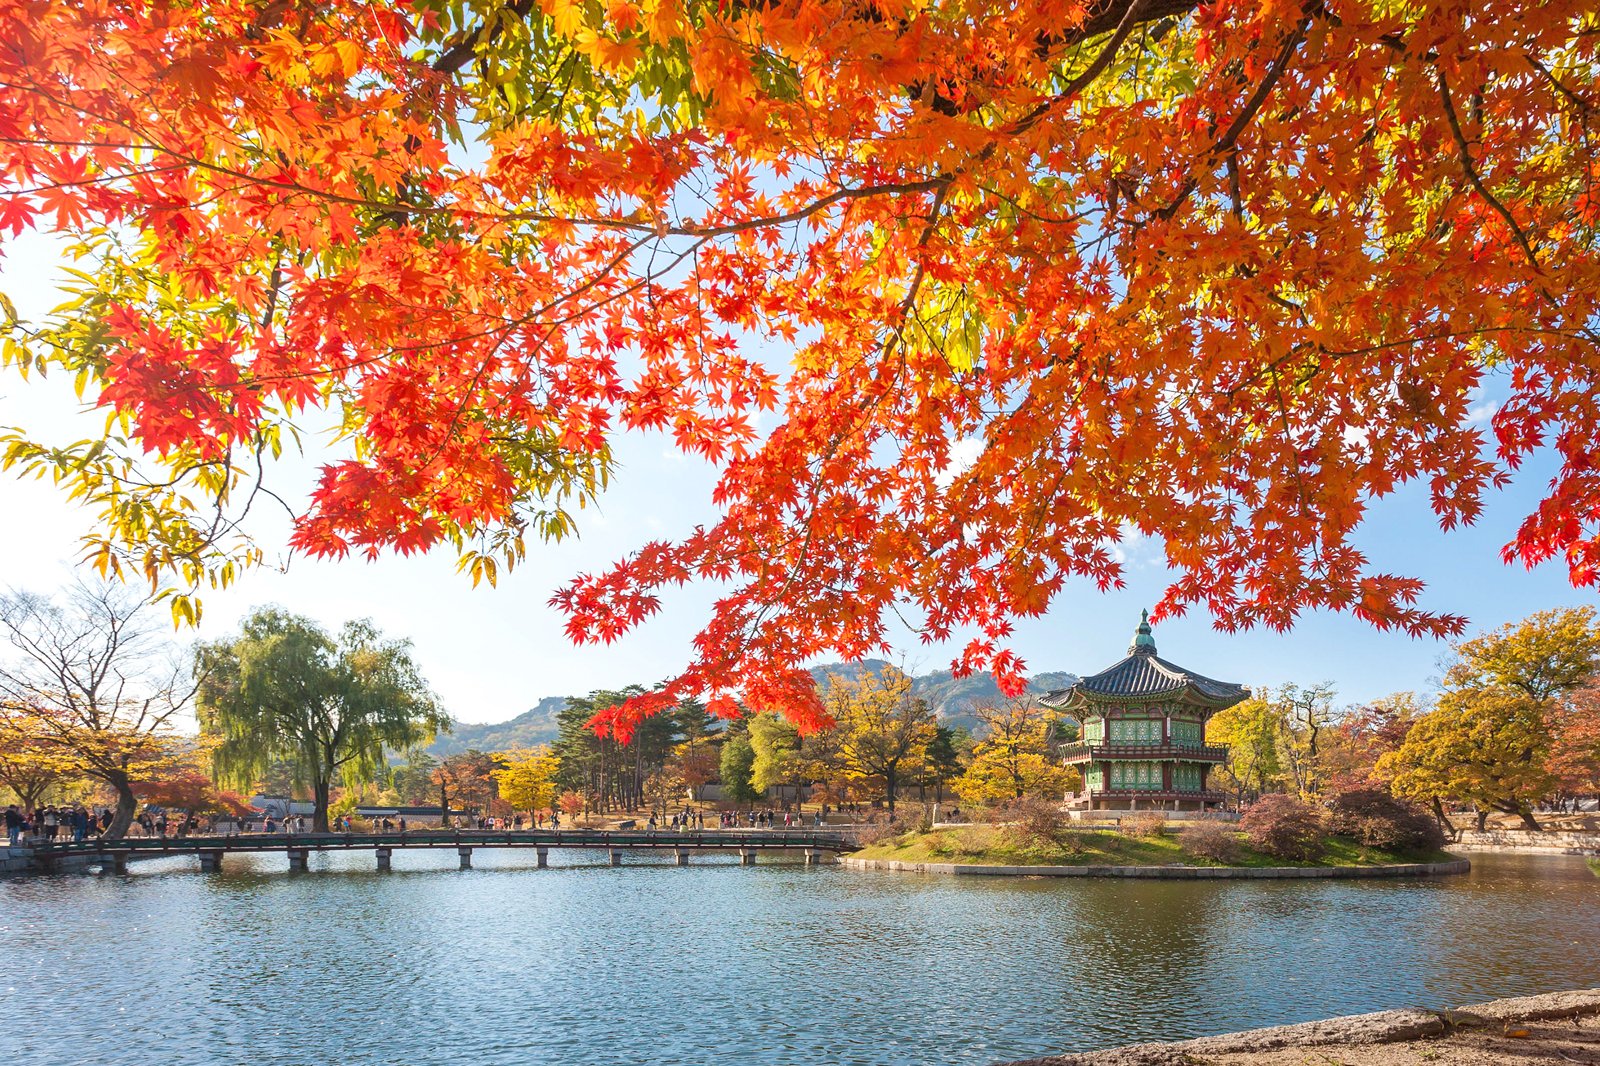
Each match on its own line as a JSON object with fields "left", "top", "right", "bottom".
{"left": 1129, "top": 609, "right": 1157, "bottom": 656}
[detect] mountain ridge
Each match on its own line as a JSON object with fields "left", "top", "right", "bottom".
{"left": 425, "top": 662, "right": 1081, "bottom": 755}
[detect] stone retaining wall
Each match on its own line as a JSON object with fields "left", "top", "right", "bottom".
{"left": 1450, "top": 829, "right": 1600, "bottom": 855}
{"left": 841, "top": 857, "right": 1471, "bottom": 879}
{"left": 1, "top": 846, "right": 33, "bottom": 875}
{"left": 998, "top": 987, "right": 1600, "bottom": 1065}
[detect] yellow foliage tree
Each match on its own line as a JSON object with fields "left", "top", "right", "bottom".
{"left": 824, "top": 668, "right": 935, "bottom": 812}
{"left": 1379, "top": 687, "right": 1555, "bottom": 832}
{"left": 953, "top": 700, "right": 1076, "bottom": 804}
{"left": 492, "top": 747, "right": 560, "bottom": 814}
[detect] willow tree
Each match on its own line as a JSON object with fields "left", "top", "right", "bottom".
{"left": 195, "top": 608, "right": 448, "bottom": 832}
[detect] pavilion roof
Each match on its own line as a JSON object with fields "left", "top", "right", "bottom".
{"left": 1041, "top": 611, "right": 1249, "bottom": 712}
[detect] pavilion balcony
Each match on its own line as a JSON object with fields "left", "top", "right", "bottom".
{"left": 1059, "top": 741, "right": 1229, "bottom": 764}
{"left": 1089, "top": 789, "right": 1230, "bottom": 805}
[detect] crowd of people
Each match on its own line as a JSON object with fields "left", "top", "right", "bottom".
{"left": 5, "top": 798, "right": 907, "bottom": 847}
{"left": 6, "top": 804, "right": 113, "bottom": 845}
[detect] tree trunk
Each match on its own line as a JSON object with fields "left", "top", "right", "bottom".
{"left": 101, "top": 771, "right": 137, "bottom": 839}
{"left": 885, "top": 765, "right": 897, "bottom": 813}
{"left": 1430, "top": 796, "right": 1457, "bottom": 840}
{"left": 439, "top": 781, "right": 450, "bottom": 827}
{"left": 1474, "top": 807, "right": 1489, "bottom": 832}
{"left": 313, "top": 778, "right": 331, "bottom": 833}
{"left": 1517, "top": 807, "right": 1541, "bottom": 832}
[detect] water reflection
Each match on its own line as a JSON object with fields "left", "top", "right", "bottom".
{"left": 0, "top": 851, "right": 1595, "bottom": 1066}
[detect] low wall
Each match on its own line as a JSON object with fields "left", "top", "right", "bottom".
{"left": 1450, "top": 829, "right": 1600, "bottom": 855}
{"left": 1, "top": 846, "right": 33, "bottom": 875}
{"left": 842, "top": 857, "right": 1470, "bottom": 879}
{"left": 998, "top": 987, "right": 1600, "bottom": 1065}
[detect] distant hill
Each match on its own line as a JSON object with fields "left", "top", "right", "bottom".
{"left": 427, "top": 695, "right": 566, "bottom": 757}
{"left": 424, "top": 662, "right": 1082, "bottom": 756}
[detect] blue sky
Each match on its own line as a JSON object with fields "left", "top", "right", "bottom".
{"left": 1, "top": 231, "right": 1593, "bottom": 724}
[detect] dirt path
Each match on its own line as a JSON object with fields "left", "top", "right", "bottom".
{"left": 1003, "top": 990, "right": 1600, "bottom": 1066}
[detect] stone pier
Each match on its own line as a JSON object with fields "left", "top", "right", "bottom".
{"left": 103, "top": 851, "right": 130, "bottom": 875}
{"left": 287, "top": 848, "right": 308, "bottom": 872}
{"left": 674, "top": 848, "right": 690, "bottom": 866}
{"left": 536, "top": 847, "right": 548, "bottom": 868}
{"left": 376, "top": 847, "right": 392, "bottom": 872}
{"left": 197, "top": 852, "right": 223, "bottom": 873}
{"left": 457, "top": 847, "right": 472, "bottom": 870}
{"left": 609, "top": 848, "right": 623, "bottom": 866}
{"left": 740, "top": 848, "right": 757, "bottom": 866}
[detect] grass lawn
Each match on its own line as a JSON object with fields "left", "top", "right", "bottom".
{"left": 850, "top": 824, "right": 1455, "bottom": 869}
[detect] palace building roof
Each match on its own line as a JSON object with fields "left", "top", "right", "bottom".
{"left": 1041, "top": 611, "right": 1249, "bottom": 712}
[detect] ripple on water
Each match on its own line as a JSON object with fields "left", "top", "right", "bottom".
{"left": 0, "top": 851, "right": 1596, "bottom": 1066}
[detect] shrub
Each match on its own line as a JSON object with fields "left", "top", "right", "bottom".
{"left": 990, "top": 795, "right": 1077, "bottom": 854}
{"left": 1323, "top": 788, "right": 1445, "bottom": 853}
{"left": 1179, "top": 819, "right": 1241, "bottom": 863}
{"left": 1240, "top": 794, "right": 1326, "bottom": 861}
{"left": 1121, "top": 811, "right": 1167, "bottom": 838}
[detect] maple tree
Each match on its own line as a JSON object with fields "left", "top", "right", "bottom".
{"left": 4, "top": 0, "right": 1600, "bottom": 737}
{"left": 136, "top": 768, "right": 256, "bottom": 818}
{"left": 1548, "top": 684, "right": 1600, "bottom": 800}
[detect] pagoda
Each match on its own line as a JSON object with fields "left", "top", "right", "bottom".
{"left": 1042, "top": 611, "right": 1246, "bottom": 810}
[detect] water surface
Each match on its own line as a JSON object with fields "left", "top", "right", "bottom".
{"left": 3, "top": 849, "right": 1596, "bottom": 1065}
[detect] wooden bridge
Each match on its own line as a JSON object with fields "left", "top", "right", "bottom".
{"left": 27, "top": 828, "right": 861, "bottom": 874}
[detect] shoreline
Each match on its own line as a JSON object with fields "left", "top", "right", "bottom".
{"left": 841, "top": 856, "right": 1470, "bottom": 879}
{"left": 997, "top": 988, "right": 1600, "bottom": 1065}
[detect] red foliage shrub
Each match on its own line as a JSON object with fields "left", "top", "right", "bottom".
{"left": 1323, "top": 788, "right": 1445, "bottom": 853}
{"left": 1239, "top": 794, "right": 1326, "bottom": 861}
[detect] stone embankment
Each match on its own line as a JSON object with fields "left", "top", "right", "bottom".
{"left": 842, "top": 857, "right": 1470, "bottom": 879}
{"left": 1449, "top": 830, "right": 1600, "bottom": 855}
{"left": 1001, "top": 988, "right": 1600, "bottom": 1066}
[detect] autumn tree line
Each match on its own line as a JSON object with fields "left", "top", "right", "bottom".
{"left": 1211, "top": 607, "right": 1600, "bottom": 835}
{"left": 0, "top": 584, "right": 1078, "bottom": 834}
{"left": 4, "top": 580, "right": 1597, "bottom": 842}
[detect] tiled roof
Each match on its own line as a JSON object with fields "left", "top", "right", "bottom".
{"left": 1041, "top": 612, "right": 1248, "bottom": 711}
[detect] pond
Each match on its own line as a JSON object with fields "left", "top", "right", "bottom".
{"left": 2, "top": 850, "right": 1596, "bottom": 1065}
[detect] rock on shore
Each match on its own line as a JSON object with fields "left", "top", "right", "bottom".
{"left": 1000, "top": 988, "right": 1600, "bottom": 1066}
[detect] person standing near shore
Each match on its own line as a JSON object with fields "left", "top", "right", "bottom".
{"left": 4, "top": 805, "right": 20, "bottom": 846}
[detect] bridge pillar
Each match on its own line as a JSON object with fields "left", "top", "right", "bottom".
{"left": 674, "top": 848, "right": 689, "bottom": 866}
{"left": 287, "top": 848, "right": 308, "bottom": 872}
{"left": 198, "top": 852, "right": 223, "bottom": 873}
{"left": 739, "top": 848, "right": 757, "bottom": 866}
{"left": 805, "top": 849, "right": 823, "bottom": 866}
{"left": 376, "top": 847, "right": 392, "bottom": 872}
{"left": 458, "top": 847, "right": 473, "bottom": 870}
{"left": 536, "top": 847, "right": 548, "bottom": 868}
{"left": 608, "top": 848, "right": 623, "bottom": 866}
{"left": 104, "top": 851, "right": 129, "bottom": 875}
